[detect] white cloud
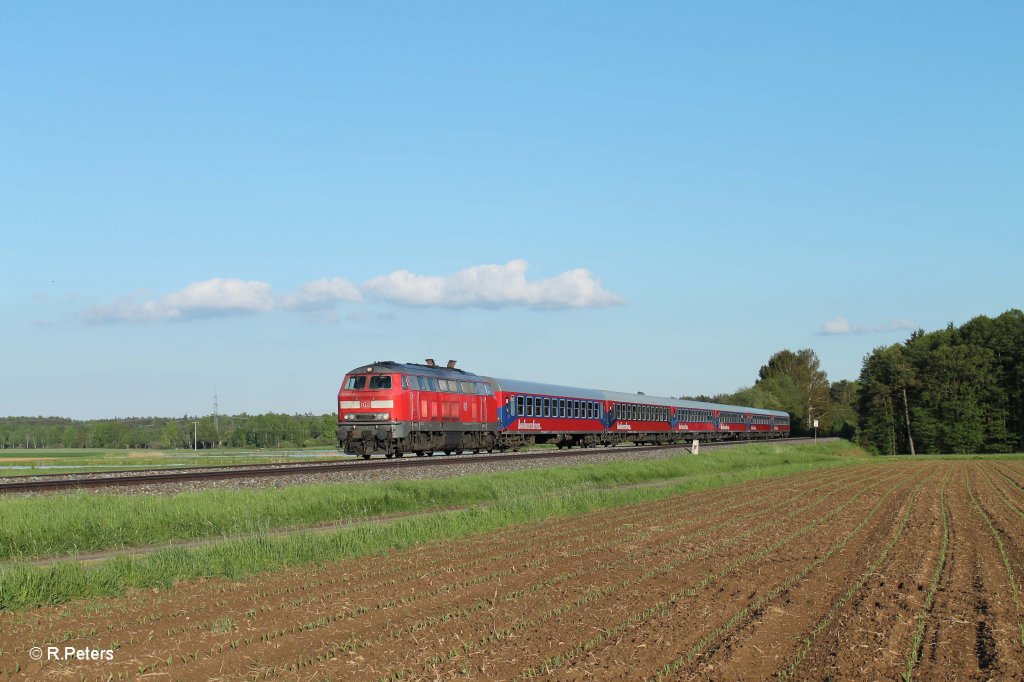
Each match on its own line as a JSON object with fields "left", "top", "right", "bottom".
{"left": 363, "top": 259, "right": 624, "bottom": 309}
{"left": 85, "top": 278, "right": 273, "bottom": 322}
{"left": 279, "top": 277, "right": 362, "bottom": 310}
{"left": 821, "top": 316, "right": 918, "bottom": 335}
{"left": 81, "top": 261, "right": 623, "bottom": 323}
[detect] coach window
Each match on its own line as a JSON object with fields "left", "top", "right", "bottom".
{"left": 515, "top": 396, "right": 524, "bottom": 416}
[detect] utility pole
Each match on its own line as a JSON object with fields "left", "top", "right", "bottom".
{"left": 214, "top": 390, "right": 220, "bottom": 446}
{"left": 193, "top": 421, "right": 198, "bottom": 451}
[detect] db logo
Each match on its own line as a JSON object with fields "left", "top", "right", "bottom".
{"left": 360, "top": 400, "right": 371, "bottom": 409}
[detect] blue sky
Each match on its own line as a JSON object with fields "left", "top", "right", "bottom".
{"left": 2, "top": 2, "right": 1021, "bottom": 419}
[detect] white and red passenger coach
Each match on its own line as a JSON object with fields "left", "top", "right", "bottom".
{"left": 337, "top": 360, "right": 790, "bottom": 458}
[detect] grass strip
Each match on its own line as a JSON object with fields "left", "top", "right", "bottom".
{"left": 0, "top": 442, "right": 861, "bottom": 560}
{"left": 40, "top": 468, "right": 849, "bottom": 652}
{"left": 0, "top": 449, "right": 861, "bottom": 611}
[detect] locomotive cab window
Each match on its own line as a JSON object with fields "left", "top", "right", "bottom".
{"left": 368, "top": 376, "right": 391, "bottom": 390}
{"left": 343, "top": 376, "right": 366, "bottom": 390}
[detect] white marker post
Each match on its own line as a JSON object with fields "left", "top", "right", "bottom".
{"left": 813, "top": 419, "right": 819, "bottom": 445}
{"left": 692, "top": 439, "right": 699, "bottom": 455}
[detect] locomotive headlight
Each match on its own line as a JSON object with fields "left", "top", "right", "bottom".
{"left": 374, "top": 412, "right": 390, "bottom": 420}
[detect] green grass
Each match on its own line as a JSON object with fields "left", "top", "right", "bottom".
{"left": 0, "top": 441, "right": 866, "bottom": 611}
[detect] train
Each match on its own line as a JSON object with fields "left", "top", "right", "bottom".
{"left": 336, "top": 359, "right": 790, "bottom": 458}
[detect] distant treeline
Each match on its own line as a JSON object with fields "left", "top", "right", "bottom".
{"left": 686, "top": 309, "right": 1022, "bottom": 455}
{"left": 0, "top": 413, "right": 339, "bottom": 450}
{"left": 857, "top": 309, "right": 1023, "bottom": 455}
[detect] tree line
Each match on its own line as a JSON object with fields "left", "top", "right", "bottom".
{"left": 706, "top": 309, "right": 1023, "bottom": 454}
{"left": 857, "top": 309, "right": 1023, "bottom": 455}
{"left": 0, "top": 413, "right": 339, "bottom": 450}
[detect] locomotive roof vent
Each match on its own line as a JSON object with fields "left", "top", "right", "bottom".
{"left": 446, "top": 360, "right": 457, "bottom": 369}
{"left": 425, "top": 358, "right": 436, "bottom": 367}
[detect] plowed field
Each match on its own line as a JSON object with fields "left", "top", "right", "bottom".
{"left": 3, "top": 459, "right": 1024, "bottom": 680}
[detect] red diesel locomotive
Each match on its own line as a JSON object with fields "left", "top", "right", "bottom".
{"left": 337, "top": 359, "right": 790, "bottom": 458}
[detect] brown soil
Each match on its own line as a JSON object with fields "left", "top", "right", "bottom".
{"left": 2, "top": 460, "right": 1023, "bottom": 681}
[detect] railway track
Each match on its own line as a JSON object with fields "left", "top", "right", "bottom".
{"left": 0, "top": 437, "right": 830, "bottom": 494}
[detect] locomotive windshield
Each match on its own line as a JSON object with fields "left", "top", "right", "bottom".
{"left": 343, "top": 376, "right": 366, "bottom": 390}
{"left": 342, "top": 375, "right": 392, "bottom": 390}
